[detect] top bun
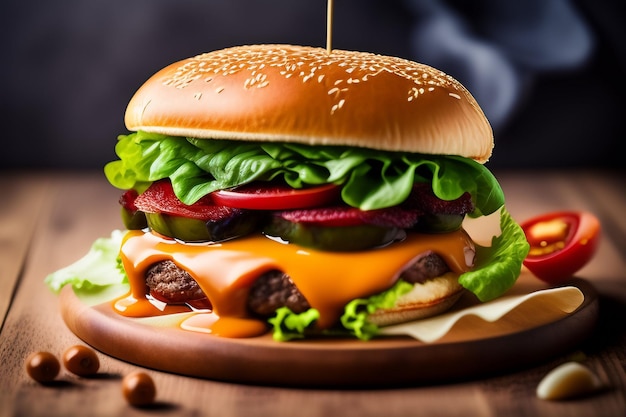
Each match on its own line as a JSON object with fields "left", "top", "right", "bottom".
{"left": 125, "top": 44, "right": 493, "bottom": 163}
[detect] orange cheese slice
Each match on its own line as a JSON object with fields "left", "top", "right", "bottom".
{"left": 115, "top": 230, "right": 474, "bottom": 337}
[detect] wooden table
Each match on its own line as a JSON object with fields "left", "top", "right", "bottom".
{"left": 1, "top": 170, "right": 625, "bottom": 417}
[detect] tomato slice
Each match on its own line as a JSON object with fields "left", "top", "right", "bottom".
{"left": 119, "top": 189, "right": 141, "bottom": 212}
{"left": 521, "top": 211, "right": 601, "bottom": 284}
{"left": 212, "top": 182, "right": 341, "bottom": 210}
{"left": 134, "top": 180, "right": 238, "bottom": 220}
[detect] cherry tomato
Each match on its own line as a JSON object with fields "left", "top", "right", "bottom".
{"left": 212, "top": 182, "right": 341, "bottom": 210}
{"left": 521, "top": 211, "right": 601, "bottom": 283}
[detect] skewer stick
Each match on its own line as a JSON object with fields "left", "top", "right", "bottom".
{"left": 326, "top": 0, "right": 334, "bottom": 54}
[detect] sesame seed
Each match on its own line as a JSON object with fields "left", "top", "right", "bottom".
{"left": 159, "top": 45, "right": 460, "bottom": 115}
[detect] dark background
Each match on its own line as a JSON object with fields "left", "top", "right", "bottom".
{"left": 1, "top": 0, "right": 624, "bottom": 171}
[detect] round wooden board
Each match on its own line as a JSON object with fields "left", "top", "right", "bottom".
{"left": 59, "top": 274, "right": 598, "bottom": 387}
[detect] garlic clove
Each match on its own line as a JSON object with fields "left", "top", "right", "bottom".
{"left": 536, "top": 362, "right": 601, "bottom": 400}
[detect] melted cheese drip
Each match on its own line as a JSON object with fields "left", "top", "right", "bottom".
{"left": 115, "top": 230, "right": 474, "bottom": 337}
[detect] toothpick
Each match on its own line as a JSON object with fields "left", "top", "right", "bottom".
{"left": 326, "top": 0, "right": 334, "bottom": 54}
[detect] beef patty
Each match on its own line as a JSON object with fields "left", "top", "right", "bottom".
{"left": 144, "top": 251, "right": 450, "bottom": 315}
{"left": 145, "top": 260, "right": 207, "bottom": 304}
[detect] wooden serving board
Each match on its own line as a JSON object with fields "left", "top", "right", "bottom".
{"left": 58, "top": 273, "right": 598, "bottom": 387}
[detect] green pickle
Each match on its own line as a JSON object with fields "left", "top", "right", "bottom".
{"left": 145, "top": 212, "right": 259, "bottom": 242}
{"left": 414, "top": 213, "right": 465, "bottom": 233}
{"left": 121, "top": 207, "right": 148, "bottom": 230}
{"left": 264, "top": 217, "right": 404, "bottom": 251}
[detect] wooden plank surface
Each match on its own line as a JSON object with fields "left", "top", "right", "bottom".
{"left": 0, "top": 173, "right": 53, "bottom": 323}
{"left": 1, "top": 170, "right": 625, "bottom": 417}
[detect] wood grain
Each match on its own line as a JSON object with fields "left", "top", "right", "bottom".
{"left": 0, "top": 173, "right": 52, "bottom": 323}
{"left": 1, "top": 170, "right": 625, "bottom": 417}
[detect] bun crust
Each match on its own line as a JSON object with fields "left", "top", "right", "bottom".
{"left": 125, "top": 45, "right": 493, "bottom": 162}
{"left": 368, "top": 273, "right": 464, "bottom": 326}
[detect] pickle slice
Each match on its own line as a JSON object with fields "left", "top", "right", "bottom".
{"left": 414, "top": 213, "right": 465, "bottom": 233}
{"left": 121, "top": 207, "right": 148, "bottom": 230}
{"left": 145, "top": 212, "right": 259, "bottom": 242}
{"left": 264, "top": 217, "right": 404, "bottom": 251}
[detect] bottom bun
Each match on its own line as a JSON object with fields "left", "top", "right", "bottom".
{"left": 367, "top": 273, "right": 464, "bottom": 326}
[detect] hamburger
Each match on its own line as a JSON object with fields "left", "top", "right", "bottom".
{"left": 47, "top": 44, "right": 529, "bottom": 341}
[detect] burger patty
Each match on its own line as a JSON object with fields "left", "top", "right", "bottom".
{"left": 246, "top": 251, "right": 450, "bottom": 317}
{"left": 247, "top": 271, "right": 311, "bottom": 316}
{"left": 399, "top": 250, "right": 450, "bottom": 284}
{"left": 144, "top": 251, "right": 450, "bottom": 315}
{"left": 145, "top": 260, "right": 207, "bottom": 303}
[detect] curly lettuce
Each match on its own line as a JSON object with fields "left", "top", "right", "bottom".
{"left": 104, "top": 131, "right": 504, "bottom": 214}
{"left": 45, "top": 230, "right": 127, "bottom": 294}
{"left": 458, "top": 207, "right": 531, "bottom": 302}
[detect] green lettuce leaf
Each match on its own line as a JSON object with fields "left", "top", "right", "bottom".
{"left": 458, "top": 207, "right": 530, "bottom": 301}
{"left": 340, "top": 279, "right": 415, "bottom": 340}
{"left": 267, "top": 280, "right": 414, "bottom": 341}
{"left": 268, "top": 307, "right": 321, "bottom": 341}
{"left": 104, "top": 131, "right": 504, "bottom": 213}
{"left": 44, "top": 230, "right": 128, "bottom": 294}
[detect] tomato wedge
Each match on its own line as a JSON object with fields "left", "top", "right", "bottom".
{"left": 212, "top": 182, "right": 341, "bottom": 210}
{"left": 521, "top": 211, "right": 601, "bottom": 284}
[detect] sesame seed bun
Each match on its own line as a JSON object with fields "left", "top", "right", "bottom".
{"left": 125, "top": 44, "right": 494, "bottom": 163}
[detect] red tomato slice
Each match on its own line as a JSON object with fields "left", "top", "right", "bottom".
{"left": 521, "top": 211, "right": 601, "bottom": 284}
{"left": 134, "top": 180, "right": 239, "bottom": 220}
{"left": 212, "top": 182, "right": 341, "bottom": 210}
{"left": 119, "top": 189, "right": 140, "bottom": 212}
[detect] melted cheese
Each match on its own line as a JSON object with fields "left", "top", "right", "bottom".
{"left": 115, "top": 230, "right": 474, "bottom": 337}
